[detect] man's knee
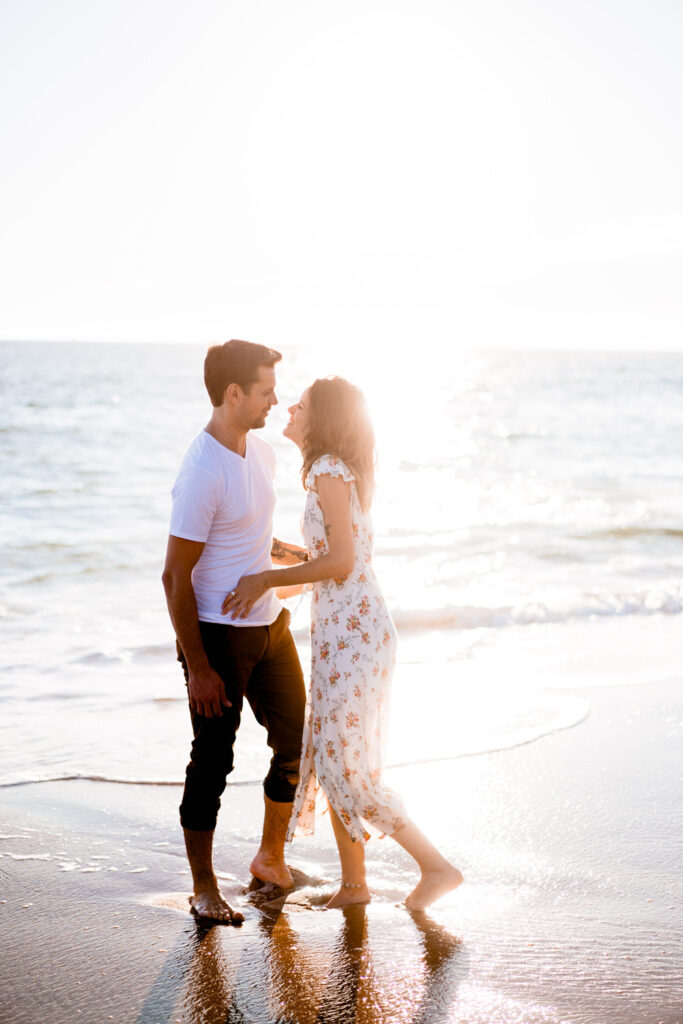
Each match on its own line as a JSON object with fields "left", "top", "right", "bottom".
{"left": 179, "top": 791, "right": 222, "bottom": 832}
{"left": 180, "top": 749, "right": 235, "bottom": 830}
{"left": 264, "top": 756, "right": 300, "bottom": 803}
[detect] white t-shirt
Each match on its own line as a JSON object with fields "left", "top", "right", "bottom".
{"left": 169, "top": 430, "right": 282, "bottom": 626}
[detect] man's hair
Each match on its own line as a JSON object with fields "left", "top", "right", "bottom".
{"left": 204, "top": 339, "right": 282, "bottom": 407}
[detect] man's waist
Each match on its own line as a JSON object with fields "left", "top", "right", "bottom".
{"left": 198, "top": 604, "right": 285, "bottom": 630}
{"left": 197, "top": 593, "right": 282, "bottom": 628}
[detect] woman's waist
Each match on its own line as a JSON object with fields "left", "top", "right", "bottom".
{"left": 312, "top": 585, "right": 394, "bottom": 618}
{"left": 313, "top": 569, "right": 382, "bottom": 593}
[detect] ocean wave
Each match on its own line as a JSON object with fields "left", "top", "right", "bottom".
{"left": 68, "top": 642, "right": 175, "bottom": 666}
{"left": 131, "top": 643, "right": 176, "bottom": 660}
{"left": 50, "top": 586, "right": 683, "bottom": 670}
{"left": 79, "top": 646, "right": 174, "bottom": 668}
{"left": 71, "top": 651, "right": 127, "bottom": 666}
{"left": 0, "top": 706, "right": 590, "bottom": 790}
{"left": 9, "top": 561, "right": 149, "bottom": 588}
{"left": 0, "top": 773, "right": 184, "bottom": 788}
{"left": 391, "top": 586, "right": 683, "bottom": 632}
{"left": 9, "top": 541, "right": 75, "bottom": 552}
{"left": 388, "top": 705, "right": 591, "bottom": 768}
{"left": 579, "top": 526, "right": 683, "bottom": 541}
{"left": 0, "top": 773, "right": 199, "bottom": 789}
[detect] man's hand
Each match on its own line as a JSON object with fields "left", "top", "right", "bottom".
{"left": 187, "top": 663, "right": 232, "bottom": 718}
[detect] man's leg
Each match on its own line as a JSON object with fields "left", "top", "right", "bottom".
{"left": 183, "top": 827, "right": 244, "bottom": 923}
{"left": 247, "top": 611, "right": 306, "bottom": 888}
{"left": 250, "top": 795, "right": 297, "bottom": 889}
{"left": 177, "top": 625, "right": 261, "bottom": 920}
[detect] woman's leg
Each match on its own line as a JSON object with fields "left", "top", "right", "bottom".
{"left": 326, "top": 802, "right": 371, "bottom": 909}
{"left": 391, "top": 820, "right": 463, "bottom": 911}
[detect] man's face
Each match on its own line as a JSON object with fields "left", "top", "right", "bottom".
{"left": 239, "top": 366, "right": 278, "bottom": 429}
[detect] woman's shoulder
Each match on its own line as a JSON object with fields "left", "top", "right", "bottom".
{"left": 306, "top": 454, "right": 355, "bottom": 489}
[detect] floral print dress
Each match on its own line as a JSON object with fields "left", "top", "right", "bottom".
{"left": 287, "top": 454, "right": 407, "bottom": 845}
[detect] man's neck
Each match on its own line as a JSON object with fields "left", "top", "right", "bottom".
{"left": 205, "top": 410, "right": 248, "bottom": 457}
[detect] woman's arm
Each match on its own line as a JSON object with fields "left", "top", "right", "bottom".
{"left": 275, "top": 583, "right": 307, "bottom": 598}
{"left": 223, "top": 475, "right": 355, "bottom": 619}
{"left": 271, "top": 537, "right": 309, "bottom": 566}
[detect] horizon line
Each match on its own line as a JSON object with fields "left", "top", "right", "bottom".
{"left": 2, "top": 337, "right": 683, "bottom": 356}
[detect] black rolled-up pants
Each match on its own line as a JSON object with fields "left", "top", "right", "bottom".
{"left": 177, "top": 608, "right": 306, "bottom": 832}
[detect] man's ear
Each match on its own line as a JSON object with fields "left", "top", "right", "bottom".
{"left": 225, "top": 382, "right": 243, "bottom": 405}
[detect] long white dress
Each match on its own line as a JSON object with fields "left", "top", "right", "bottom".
{"left": 287, "top": 454, "right": 407, "bottom": 844}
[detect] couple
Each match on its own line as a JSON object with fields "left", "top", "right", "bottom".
{"left": 162, "top": 340, "right": 462, "bottom": 924}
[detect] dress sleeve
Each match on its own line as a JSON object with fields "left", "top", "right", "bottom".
{"left": 305, "top": 454, "right": 355, "bottom": 490}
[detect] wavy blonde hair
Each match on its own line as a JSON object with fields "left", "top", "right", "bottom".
{"left": 301, "top": 377, "right": 376, "bottom": 511}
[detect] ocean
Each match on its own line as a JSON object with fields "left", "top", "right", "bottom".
{"left": 1, "top": 341, "right": 682, "bottom": 789}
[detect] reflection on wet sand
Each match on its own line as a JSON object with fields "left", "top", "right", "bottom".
{"left": 409, "top": 912, "right": 467, "bottom": 1024}
{"left": 135, "top": 901, "right": 467, "bottom": 1024}
{"left": 269, "top": 906, "right": 369, "bottom": 1024}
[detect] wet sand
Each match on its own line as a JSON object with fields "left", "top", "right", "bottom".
{"left": 1, "top": 676, "right": 681, "bottom": 1024}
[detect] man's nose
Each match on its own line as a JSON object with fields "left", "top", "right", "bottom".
{"left": 271, "top": 393, "right": 278, "bottom": 407}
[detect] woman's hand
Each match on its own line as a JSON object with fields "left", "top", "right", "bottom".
{"left": 222, "top": 572, "right": 271, "bottom": 619}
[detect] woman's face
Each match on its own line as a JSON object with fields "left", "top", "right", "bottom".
{"left": 282, "top": 388, "right": 311, "bottom": 449}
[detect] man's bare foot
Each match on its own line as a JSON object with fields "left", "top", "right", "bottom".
{"left": 249, "top": 851, "right": 294, "bottom": 890}
{"left": 404, "top": 865, "right": 463, "bottom": 912}
{"left": 325, "top": 882, "right": 371, "bottom": 909}
{"left": 189, "top": 889, "right": 244, "bottom": 925}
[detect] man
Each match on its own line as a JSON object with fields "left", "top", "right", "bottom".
{"left": 162, "top": 339, "right": 308, "bottom": 923}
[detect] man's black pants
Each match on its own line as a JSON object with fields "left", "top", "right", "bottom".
{"left": 177, "top": 609, "right": 306, "bottom": 832}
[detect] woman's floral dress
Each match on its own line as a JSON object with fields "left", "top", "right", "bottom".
{"left": 287, "top": 454, "right": 407, "bottom": 845}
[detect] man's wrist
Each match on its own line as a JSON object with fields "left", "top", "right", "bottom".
{"left": 184, "top": 648, "right": 211, "bottom": 675}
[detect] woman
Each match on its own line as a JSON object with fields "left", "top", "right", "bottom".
{"left": 222, "top": 377, "right": 463, "bottom": 910}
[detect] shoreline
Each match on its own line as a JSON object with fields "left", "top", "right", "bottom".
{"left": 6, "top": 611, "right": 683, "bottom": 792}
{"left": 1, "top": 675, "right": 681, "bottom": 1024}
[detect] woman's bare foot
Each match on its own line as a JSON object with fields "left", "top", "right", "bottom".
{"left": 249, "top": 851, "right": 294, "bottom": 890}
{"left": 325, "top": 882, "right": 371, "bottom": 909}
{"left": 189, "top": 889, "right": 244, "bottom": 924}
{"left": 404, "top": 865, "right": 463, "bottom": 912}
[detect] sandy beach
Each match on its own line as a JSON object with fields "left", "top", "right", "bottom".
{"left": 1, "top": 673, "right": 680, "bottom": 1024}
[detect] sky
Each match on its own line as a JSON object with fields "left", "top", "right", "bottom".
{"left": 1, "top": 0, "right": 682, "bottom": 352}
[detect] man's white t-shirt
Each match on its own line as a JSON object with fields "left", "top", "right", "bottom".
{"left": 169, "top": 430, "right": 283, "bottom": 626}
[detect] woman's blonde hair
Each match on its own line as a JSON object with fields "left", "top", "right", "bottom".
{"left": 301, "top": 377, "right": 376, "bottom": 511}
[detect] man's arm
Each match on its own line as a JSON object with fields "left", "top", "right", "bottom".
{"left": 271, "top": 536, "right": 309, "bottom": 566}
{"left": 162, "top": 536, "right": 231, "bottom": 718}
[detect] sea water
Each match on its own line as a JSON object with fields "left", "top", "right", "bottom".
{"left": 1, "top": 341, "right": 682, "bottom": 788}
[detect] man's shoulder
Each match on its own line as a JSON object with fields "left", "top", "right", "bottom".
{"left": 175, "top": 431, "right": 225, "bottom": 482}
{"left": 185, "top": 429, "right": 234, "bottom": 465}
